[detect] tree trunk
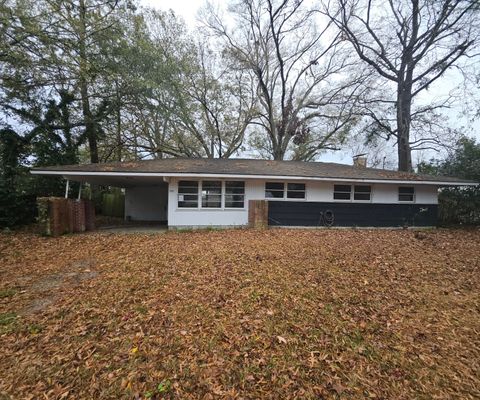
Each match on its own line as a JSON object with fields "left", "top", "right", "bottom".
{"left": 272, "top": 125, "right": 287, "bottom": 160}
{"left": 396, "top": 81, "right": 413, "bottom": 172}
{"left": 78, "top": 0, "right": 98, "bottom": 164}
{"left": 115, "top": 82, "right": 122, "bottom": 162}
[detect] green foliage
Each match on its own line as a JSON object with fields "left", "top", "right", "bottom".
{"left": 438, "top": 186, "right": 480, "bottom": 226}
{"left": 145, "top": 379, "right": 172, "bottom": 398}
{"left": 0, "top": 288, "right": 17, "bottom": 299}
{"left": 418, "top": 137, "right": 480, "bottom": 226}
{"left": 101, "top": 189, "right": 125, "bottom": 217}
{"left": 0, "top": 312, "right": 17, "bottom": 334}
{"left": 0, "top": 128, "right": 36, "bottom": 227}
{"left": 0, "top": 90, "right": 81, "bottom": 227}
{"left": 36, "top": 197, "right": 51, "bottom": 235}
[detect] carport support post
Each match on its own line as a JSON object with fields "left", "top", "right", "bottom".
{"left": 65, "top": 179, "right": 70, "bottom": 198}
{"left": 77, "top": 183, "right": 82, "bottom": 200}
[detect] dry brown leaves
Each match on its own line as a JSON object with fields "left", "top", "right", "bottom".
{"left": 0, "top": 228, "right": 479, "bottom": 399}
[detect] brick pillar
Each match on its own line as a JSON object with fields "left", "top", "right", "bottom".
{"left": 66, "top": 199, "right": 75, "bottom": 233}
{"left": 248, "top": 200, "right": 269, "bottom": 228}
{"left": 50, "top": 198, "right": 69, "bottom": 236}
{"left": 70, "top": 199, "right": 86, "bottom": 232}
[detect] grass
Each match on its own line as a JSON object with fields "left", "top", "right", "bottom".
{"left": 0, "top": 288, "right": 16, "bottom": 299}
{"left": 0, "top": 312, "right": 17, "bottom": 334}
{"left": 0, "top": 228, "right": 479, "bottom": 399}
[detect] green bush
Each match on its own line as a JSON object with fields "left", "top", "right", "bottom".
{"left": 438, "top": 186, "right": 480, "bottom": 226}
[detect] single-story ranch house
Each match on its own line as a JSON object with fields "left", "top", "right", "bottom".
{"left": 31, "top": 158, "right": 477, "bottom": 228}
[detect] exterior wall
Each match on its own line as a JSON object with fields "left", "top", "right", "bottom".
{"left": 371, "top": 184, "right": 438, "bottom": 204}
{"left": 167, "top": 178, "right": 263, "bottom": 227}
{"left": 167, "top": 177, "right": 439, "bottom": 227}
{"left": 125, "top": 185, "right": 168, "bottom": 221}
{"left": 269, "top": 202, "right": 438, "bottom": 227}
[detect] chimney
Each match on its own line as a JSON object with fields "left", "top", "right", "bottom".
{"left": 353, "top": 154, "right": 367, "bottom": 168}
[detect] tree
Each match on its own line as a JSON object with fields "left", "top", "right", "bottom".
{"left": 418, "top": 136, "right": 480, "bottom": 180}
{"left": 203, "top": 0, "right": 364, "bottom": 161}
{"left": 0, "top": 0, "right": 132, "bottom": 164}
{"left": 418, "top": 137, "right": 480, "bottom": 225}
{"left": 325, "top": 0, "right": 479, "bottom": 171}
{"left": 165, "top": 41, "right": 257, "bottom": 158}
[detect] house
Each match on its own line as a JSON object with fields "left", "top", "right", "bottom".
{"left": 31, "top": 158, "right": 477, "bottom": 228}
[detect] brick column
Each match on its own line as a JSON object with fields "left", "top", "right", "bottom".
{"left": 69, "top": 200, "right": 86, "bottom": 233}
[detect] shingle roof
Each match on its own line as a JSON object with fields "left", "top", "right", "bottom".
{"left": 32, "top": 158, "right": 476, "bottom": 184}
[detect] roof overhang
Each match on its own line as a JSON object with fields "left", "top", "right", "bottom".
{"left": 30, "top": 169, "right": 478, "bottom": 187}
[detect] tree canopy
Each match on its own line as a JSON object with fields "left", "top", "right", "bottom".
{"left": 0, "top": 0, "right": 479, "bottom": 226}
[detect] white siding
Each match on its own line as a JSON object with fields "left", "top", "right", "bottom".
{"left": 167, "top": 178, "right": 439, "bottom": 227}
{"left": 125, "top": 186, "right": 168, "bottom": 221}
{"left": 167, "top": 178, "right": 263, "bottom": 227}
{"left": 371, "top": 183, "right": 438, "bottom": 204}
{"left": 305, "top": 181, "right": 332, "bottom": 202}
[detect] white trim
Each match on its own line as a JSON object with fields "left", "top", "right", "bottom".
{"left": 332, "top": 183, "right": 373, "bottom": 203}
{"left": 265, "top": 181, "right": 307, "bottom": 201}
{"left": 398, "top": 185, "right": 416, "bottom": 203}
{"left": 176, "top": 178, "right": 246, "bottom": 211}
{"left": 30, "top": 170, "right": 478, "bottom": 186}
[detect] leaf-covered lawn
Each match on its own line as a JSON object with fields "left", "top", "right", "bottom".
{"left": 0, "top": 229, "right": 479, "bottom": 399}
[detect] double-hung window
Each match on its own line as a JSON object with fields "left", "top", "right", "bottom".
{"left": 225, "top": 181, "right": 245, "bottom": 208}
{"left": 354, "top": 185, "right": 371, "bottom": 201}
{"left": 265, "top": 182, "right": 285, "bottom": 198}
{"left": 287, "top": 183, "right": 306, "bottom": 199}
{"left": 398, "top": 186, "right": 415, "bottom": 202}
{"left": 178, "top": 180, "right": 246, "bottom": 209}
{"left": 334, "top": 184, "right": 372, "bottom": 201}
{"left": 201, "top": 181, "right": 222, "bottom": 208}
{"left": 265, "top": 182, "right": 306, "bottom": 199}
{"left": 178, "top": 181, "right": 199, "bottom": 208}
{"left": 333, "top": 185, "right": 352, "bottom": 200}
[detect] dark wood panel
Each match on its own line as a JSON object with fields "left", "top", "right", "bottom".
{"left": 268, "top": 201, "right": 438, "bottom": 227}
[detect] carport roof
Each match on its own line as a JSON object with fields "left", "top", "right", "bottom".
{"left": 31, "top": 158, "right": 477, "bottom": 186}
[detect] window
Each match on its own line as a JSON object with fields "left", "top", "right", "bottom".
{"left": 265, "top": 182, "right": 306, "bottom": 199}
{"left": 265, "top": 182, "right": 284, "bottom": 198}
{"left": 333, "top": 185, "right": 352, "bottom": 200}
{"left": 399, "top": 186, "right": 415, "bottom": 202}
{"left": 225, "top": 181, "right": 245, "bottom": 208}
{"left": 354, "top": 185, "right": 371, "bottom": 201}
{"left": 287, "top": 183, "right": 306, "bottom": 199}
{"left": 201, "top": 181, "right": 222, "bottom": 208}
{"left": 178, "top": 181, "right": 198, "bottom": 208}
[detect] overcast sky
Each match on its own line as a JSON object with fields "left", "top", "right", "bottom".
{"left": 141, "top": 0, "right": 479, "bottom": 166}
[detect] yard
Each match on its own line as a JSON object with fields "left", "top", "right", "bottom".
{"left": 0, "top": 228, "right": 479, "bottom": 400}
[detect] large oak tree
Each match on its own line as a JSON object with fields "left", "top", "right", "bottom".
{"left": 325, "top": 0, "right": 479, "bottom": 171}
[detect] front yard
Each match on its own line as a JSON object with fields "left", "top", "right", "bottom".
{"left": 0, "top": 229, "right": 479, "bottom": 399}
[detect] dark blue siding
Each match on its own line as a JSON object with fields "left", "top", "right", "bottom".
{"left": 268, "top": 201, "right": 438, "bottom": 227}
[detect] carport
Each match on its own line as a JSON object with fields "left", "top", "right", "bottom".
{"left": 32, "top": 170, "right": 170, "bottom": 225}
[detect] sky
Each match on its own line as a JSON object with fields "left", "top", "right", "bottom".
{"left": 141, "top": 0, "right": 479, "bottom": 167}
{"left": 142, "top": 0, "right": 203, "bottom": 26}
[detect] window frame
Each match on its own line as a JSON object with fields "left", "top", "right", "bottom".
{"left": 286, "top": 182, "right": 306, "bottom": 199}
{"left": 177, "top": 180, "right": 200, "bottom": 208}
{"left": 265, "top": 182, "right": 285, "bottom": 199}
{"left": 333, "top": 184, "right": 373, "bottom": 202}
{"left": 398, "top": 186, "right": 415, "bottom": 202}
{"left": 353, "top": 185, "right": 372, "bottom": 201}
{"left": 265, "top": 182, "right": 307, "bottom": 201}
{"left": 176, "top": 180, "right": 247, "bottom": 210}
{"left": 224, "top": 180, "right": 246, "bottom": 209}
{"left": 201, "top": 180, "right": 222, "bottom": 209}
{"left": 333, "top": 184, "right": 352, "bottom": 201}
